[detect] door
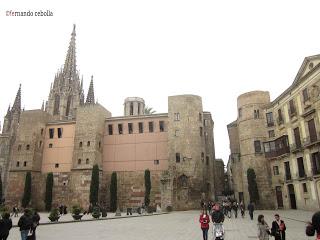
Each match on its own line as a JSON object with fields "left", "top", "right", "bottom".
{"left": 275, "top": 186, "right": 284, "bottom": 208}
{"left": 308, "top": 119, "right": 317, "bottom": 143}
{"left": 288, "top": 184, "right": 297, "bottom": 209}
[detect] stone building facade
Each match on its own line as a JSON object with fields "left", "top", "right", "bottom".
{"left": 227, "top": 54, "right": 320, "bottom": 211}
{"left": 0, "top": 25, "right": 218, "bottom": 211}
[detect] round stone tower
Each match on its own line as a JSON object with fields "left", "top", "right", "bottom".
{"left": 237, "top": 91, "right": 274, "bottom": 208}
{"left": 123, "top": 97, "right": 145, "bottom": 116}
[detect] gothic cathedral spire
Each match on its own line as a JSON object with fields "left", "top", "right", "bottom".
{"left": 86, "top": 76, "right": 95, "bottom": 105}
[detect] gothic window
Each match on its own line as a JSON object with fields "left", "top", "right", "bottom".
{"left": 53, "top": 94, "right": 60, "bottom": 115}
{"left": 26, "top": 145, "right": 30, "bottom": 150}
{"left": 206, "top": 156, "right": 209, "bottom": 165}
{"left": 79, "top": 142, "right": 83, "bottom": 148}
{"left": 23, "top": 161, "right": 27, "bottom": 167}
{"left": 16, "top": 161, "right": 20, "bottom": 167}
{"left": 87, "top": 141, "right": 91, "bottom": 147}
{"left": 174, "top": 113, "right": 180, "bottom": 121}
{"left": 201, "top": 152, "right": 204, "bottom": 163}
{"left": 176, "top": 153, "right": 181, "bottom": 163}
{"left": 78, "top": 159, "right": 81, "bottom": 164}
{"left": 254, "top": 109, "right": 260, "bottom": 119}
{"left": 86, "top": 158, "right": 89, "bottom": 164}
{"left": 18, "top": 145, "right": 22, "bottom": 151}
{"left": 66, "top": 95, "right": 72, "bottom": 116}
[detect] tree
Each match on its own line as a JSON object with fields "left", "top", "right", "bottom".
{"left": 247, "top": 168, "right": 260, "bottom": 203}
{"left": 110, "top": 172, "right": 117, "bottom": 212}
{"left": 0, "top": 175, "right": 3, "bottom": 204}
{"left": 90, "top": 164, "right": 100, "bottom": 206}
{"left": 144, "top": 169, "right": 151, "bottom": 207}
{"left": 144, "top": 106, "right": 156, "bottom": 115}
{"left": 45, "top": 173, "right": 54, "bottom": 211}
{"left": 22, "top": 172, "right": 31, "bottom": 208}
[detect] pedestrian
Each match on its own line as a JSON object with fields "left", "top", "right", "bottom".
{"left": 257, "top": 214, "right": 270, "bottom": 240}
{"left": 227, "top": 201, "right": 232, "bottom": 218}
{"left": 0, "top": 212, "right": 12, "bottom": 240}
{"left": 59, "top": 205, "right": 63, "bottom": 215}
{"left": 232, "top": 201, "right": 238, "bottom": 218}
{"left": 63, "top": 205, "right": 67, "bottom": 215}
{"left": 240, "top": 201, "right": 245, "bottom": 218}
{"left": 18, "top": 209, "right": 33, "bottom": 240}
{"left": 248, "top": 201, "right": 255, "bottom": 220}
{"left": 306, "top": 211, "right": 320, "bottom": 239}
{"left": 199, "top": 208, "right": 210, "bottom": 240}
{"left": 271, "top": 213, "right": 286, "bottom": 240}
{"left": 27, "top": 210, "right": 40, "bottom": 240}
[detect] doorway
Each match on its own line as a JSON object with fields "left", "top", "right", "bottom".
{"left": 275, "top": 186, "right": 283, "bottom": 208}
{"left": 287, "top": 184, "right": 297, "bottom": 209}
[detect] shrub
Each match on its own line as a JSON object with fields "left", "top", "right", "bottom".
{"left": 90, "top": 164, "right": 99, "bottom": 206}
{"left": 247, "top": 168, "right": 260, "bottom": 203}
{"left": 92, "top": 206, "right": 101, "bottom": 219}
{"left": 48, "top": 208, "right": 60, "bottom": 222}
{"left": 110, "top": 172, "right": 117, "bottom": 212}
{"left": 22, "top": 172, "right": 31, "bottom": 208}
{"left": 45, "top": 173, "right": 53, "bottom": 211}
{"left": 72, "top": 205, "right": 83, "bottom": 215}
{"left": 166, "top": 206, "right": 173, "bottom": 212}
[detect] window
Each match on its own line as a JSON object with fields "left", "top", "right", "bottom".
{"left": 254, "top": 140, "right": 261, "bottom": 153}
{"left": 266, "top": 112, "right": 274, "bottom": 126}
{"left": 308, "top": 119, "right": 317, "bottom": 143}
{"left": 78, "top": 159, "right": 81, "bottom": 164}
{"left": 199, "top": 113, "right": 202, "bottom": 121}
{"left": 128, "top": 123, "right": 133, "bottom": 134}
{"left": 175, "top": 130, "right": 180, "bottom": 137}
{"left": 55, "top": 163, "right": 59, "bottom": 168}
{"left": 39, "top": 141, "right": 42, "bottom": 148}
{"left": 154, "top": 160, "right": 159, "bottom": 165}
{"left": 238, "top": 108, "right": 242, "bottom": 118}
{"left": 86, "top": 158, "right": 89, "bottom": 164}
{"left": 174, "top": 113, "right": 180, "bottom": 121}
{"left": 273, "top": 166, "right": 279, "bottom": 175}
{"left": 201, "top": 152, "right": 204, "bottom": 163}
{"left": 277, "top": 109, "right": 283, "bottom": 123}
{"left": 99, "top": 142, "right": 101, "bottom": 148}
{"left": 18, "top": 145, "right": 22, "bottom": 151}
{"left": 49, "top": 128, "right": 54, "bottom": 139}
{"left": 79, "top": 142, "right": 83, "bottom": 148}
{"left": 130, "top": 102, "right": 133, "bottom": 115}
{"left": 200, "top": 127, "right": 203, "bottom": 137}
{"left": 206, "top": 156, "right": 209, "bottom": 165}
{"left": 16, "top": 161, "right": 20, "bottom": 167}
{"left": 268, "top": 130, "right": 275, "bottom": 138}
{"left": 204, "top": 119, "right": 209, "bottom": 126}
{"left": 118, "top": 124, "right": 123, "bottom": 134}
{"left": 176, "top": 153, "right": 181, "bottom": 163}
{"left": 108, "top": 124, "right": 113, "bottom": 135}
{"left": 41, "top": 128, "right": 44, "bottom": 135}
{"left": 159, "top": 121, "right": 164, "bottom": 132}
{"left": 312, "top": 152, "right": 320, "bottom": 175}
{"left": 303, "top": 183, "right": 308, "bottom": 193}
{"left": 58, "top": 128, "right": 63, "bottom": 138}
{"left": 297, "top": 157, "right": 306, "bottom": 178}
{"left": 254, "top": 109, "right": 260, "bottom": 119}
{"left": 303, "top": 88, "right": 309, "bottom": 102}
{"left": 289, "top": 99, "right": 296, "bottom": 116}
{"left": 294, "top": 127, "right": 302, "bottom": 148}
{"left": 23, "top": 161, "right": 27, "bottom": 167}
{"left": 26, "top": 145, "right": 30, "bottom": 150}
{"left": 49, "top": 143, "right": 53, "bottom": 148}
{"left": 205, "top": 132, "right": 208, "bottom": 143}
{"left": 284, "top": 161, "right": 291, "bottom": 180}
{"left": 149, "top": 122, "right": 154, "bottom": 132}
{"left": 138, "top": 122, "right": 143, "bottom": 133}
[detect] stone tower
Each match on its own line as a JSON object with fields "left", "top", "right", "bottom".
{"left": 46, "top": 24, "right": 84, "bottom": 120}
{"left": 124, "top": 97, "right": 145, "bottom": 116}
{"left": 237, "top": 91, "right": 274, "bottom": 208}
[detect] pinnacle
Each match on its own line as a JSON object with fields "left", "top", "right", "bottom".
{"left": 85, "top": 76, "right": 95, "bottom": 105}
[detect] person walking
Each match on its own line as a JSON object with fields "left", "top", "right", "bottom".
{"left": 271, "top": 214, "right": 286, "bottom": 240}
{"left": 306, "top": 211, "right": 320, "bottom": 239}
{"left": 0, "top": 212, "right": 12, "bottom": 240}
{"left": 248, "top": 201, "right": 255, "bottom": 220}
{"left": 240, "top": 201, "right": 245, "bottom": 218}
{"left": 27, "top": 211, "right": 40, "bottom": 240}
{"left": 257, "top": 214, "right": 270, "bottom": 240}
{"left": 232, "top": 201, "right": 238, "bottom": 218}
{"left": 199, "top": 209, "right": 210, "bottom": 240}
{"left": 18, "top": 209, "right": 33, "bottom": 240}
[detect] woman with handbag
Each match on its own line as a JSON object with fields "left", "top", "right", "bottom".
{"left": 271, "top": 214, "right": 286, "bottom": 240}
{"left": 257, "top": 214, "right": 270, "bottom": 240}
{"left": 199, "top": 208, "right": 210, "bottom": 240}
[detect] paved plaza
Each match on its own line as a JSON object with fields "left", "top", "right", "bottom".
{"left": 8, "top": 210, "right": 315, "bottom": 240}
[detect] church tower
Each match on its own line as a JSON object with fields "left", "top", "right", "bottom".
{"left": 46, "top": 24, "right": 84, "bottom": 120}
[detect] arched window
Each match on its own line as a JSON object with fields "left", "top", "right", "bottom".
{"left": 86, "top": 158, "right": 89, "bottom": 164}
{"left": 66, "top": 95, "right": 72, "bottom": 116}
{"left": 53, "top": 94, "right": 60, "bottom": 115}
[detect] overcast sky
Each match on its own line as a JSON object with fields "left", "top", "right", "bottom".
{"left": 1, "top": 0, "right": 320, "bottom": 165}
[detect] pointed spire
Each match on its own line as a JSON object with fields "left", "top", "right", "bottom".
{"left": 85, "top": 76, "right": 95, "bottom": 105}
{"left": 41, "top": 100, "right": 45, "bottom": 111}
{"left": 12, "top": 84, "right": 21, "bottom": 114}
{"left": 63, "top": 25, "right": 77, "bottom": 82}
{"left": 6, "top": 104, "right": 11, "bottom": 115}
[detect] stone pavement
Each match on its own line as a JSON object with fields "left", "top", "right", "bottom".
{"left": 8, "top": 210, "right": 316, "bottom": 240}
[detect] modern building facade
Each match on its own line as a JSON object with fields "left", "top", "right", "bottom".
{"left": 227, "top": 54, "right": 320, "bottom": 211}
{"left": 0, "top": 25, "right": 218, "bottom": 211}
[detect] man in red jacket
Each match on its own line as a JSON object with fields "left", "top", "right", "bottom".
{"left": 199, "top": 208, "right": 210, "bottom": 240}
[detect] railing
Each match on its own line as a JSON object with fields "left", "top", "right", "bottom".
{"left": 290, "top": 143, "right": 303, "bottom": 152}
{"left": 285, "top": 173, "right": 292, "bottom": 181}
{"left": 303, "top": 132, "right": 320, "bottom": 147}
{"left": 289, "top": 107, "right": 297, "bottom": 118}
{"left": 265, "top": 145, "right": 290, "bottom": 158}
{"left": 267, "top": 121, "right": 275, "bottom": 127}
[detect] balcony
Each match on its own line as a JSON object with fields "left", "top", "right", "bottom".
{"left": 303, "top": 132, "right": 320, "bottom": 148}
{"left": 277, "top": 117, "right": 284, "bottom": 126}
{"left": 312, "top": 167, "right": 320, "bottom": 176}
{"left": 267, "top": 121, "right": 275, "bottom": 127}
{"left": 285, "top": 173, "right": 292, "bottom": 182}
{"left": 264, "top": 135, "right": 290, "bottom": 159}
{"left": 290, "top": 143, "right": 303, "bottom": 153}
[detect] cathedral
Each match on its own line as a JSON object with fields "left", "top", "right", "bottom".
{"left": 0, "top": 25, "right": 217, "bottom": 211}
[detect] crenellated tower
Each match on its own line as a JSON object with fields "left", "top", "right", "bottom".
{"left": 46, "top": 24, "right": 84, "bottom": 120}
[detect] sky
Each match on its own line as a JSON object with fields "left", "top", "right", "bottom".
{"left": 1, "top": 0, "right": 320, "bottom": 165}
